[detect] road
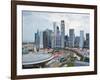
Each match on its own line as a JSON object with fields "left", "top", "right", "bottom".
{"left": 74, "top": 61, "right": 89, "bottom": 66}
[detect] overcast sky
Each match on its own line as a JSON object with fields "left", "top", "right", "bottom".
{"left": 22, "top": 10, "right": 90, "bottom": 42}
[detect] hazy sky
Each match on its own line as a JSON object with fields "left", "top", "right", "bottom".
{"left": 22, "top": 10, "right": 90, "bottom": 42}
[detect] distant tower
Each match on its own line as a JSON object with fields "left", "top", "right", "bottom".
{"left": 46, "top": 29, "right": 52, "bottom": 48}
{"left": 39, "top": 31, "right": 43, "bottom": 48}
{"left": 61, "top": 20, "right": 65, "bottom": 48}
{"left": 43, "top": 30, "right": 48, "bottom": 48}
{"left": 51, "top": 32, "right": 54, "bottom": 48}
{"left": 69, "top": 29, "right": 75, "bottom": 48}
{"left": 43, "top": 29, "right": 52, "bottom": 48}
{"left": 65, "top": 35, "right": 69, "bottom": 47}
{"left": 74, "top": 36, "right": 80, "bottom": 48}
{"left": 56, "top": 26, "right": 61, "bottom": 48}
{"left": 35, "top": 30, "right": 40, "bottom": 51}
{"left": 53, "top": 22, "right": 57, "bottom": 48}
{"left": 79, "top": 31, "right": 84, "bottom": 49}
{"left": 86, "top": 33, "right": 89, "bottom": 49}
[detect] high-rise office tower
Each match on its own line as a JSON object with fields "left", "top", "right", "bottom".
{"left": 74, "top": 36, "right": 80, "bottom": 48}
{"left": 43, "top": 30, "right": 48, "bottom": 48}
{"left": 65, "top": 35, "right": 69, "bottom": 47}
{"left": 69, "top": 29, "right": 75, "bottom": 48}
{"left": 43, "top": 29, "right": 52, "bottom": 48}
{"left": 56, "top": 26, "right": 61, "bottom": 48}
{"left": 85, "top": 33, "right": 89, "bottom": 49}
{"left": 39, "top": 31, "right": 43, "bottom": 48}
{"left": 51, "top": 32, "right": 54, "bottom": 48}
{"left": 35, "top": 30, "right": 40, "bottom": 51}
{"left": 79, "top": 31, "right": 84, "bottom": 49}
{"left": 53, "top": 22, "right": 57, "bottom": 48}
{"left": 61, "top": 20, "right": 65, "bottom": 48}
{"left": 47, "top": 29, "right": 52, "bottom": 48}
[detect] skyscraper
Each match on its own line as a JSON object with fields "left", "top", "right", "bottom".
{"left": 43, "top": 29, "right": 52, "bottom": 48}
{"left": 69, "top": 29, "right": 75, "bottom": 48}
{"left": 61, "top": 20, "right": 65, "bottom": 48}
{"left": 47, "top": 29, "right": 52, "bottom": 48}
{"left": 74, "top": 36, "right": 80, "bottom": 48}
{"left": 55, "top": 26, "right": 61, "bottom": 48}
{"left": 79, "top": 31, "right": 84, "bottom": 49}
{"left": 65, "top": 35, "right": 69, "bottom": 47}
{"left": 51, "top": 32, "right": 55, "bottom": 48}
{"left": 35, "top": 30, "right": 40, "bottom": 51}
{"left": 43, "top": 30, "right": 48, "bottom": 48}
{"left": 84, "top": 33, "right": 89, "bottom": 49}
{"left": 53, "top": 22, "right": 57, "bottom": 48}
{"left": 86, "top": 33, "right": 89, "bottom": 48}
{"left": 39, "top": 31, "right": 43, "bottom": 48}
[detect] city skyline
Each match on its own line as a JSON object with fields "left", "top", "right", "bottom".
{"left": 22, "top": 11, "right": 90, "bottom": 42}
{"left": 34, "top": 26, "right": 89, "bottom": 49}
